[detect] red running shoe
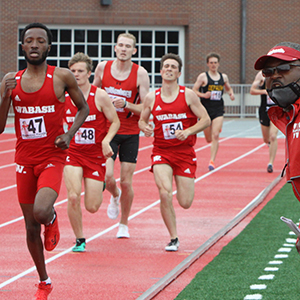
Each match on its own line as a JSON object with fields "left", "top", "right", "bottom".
{"left": 34, "top": 282, "right": 53, "bottom": 300}
{"left": 44, "top": 211, "right": 60, "bottom": 251}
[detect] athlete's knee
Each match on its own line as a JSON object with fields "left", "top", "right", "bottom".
{"left": 68, "top": 192, "right": 81, "bottom": 208}
{"left": 33, "top": 206, "right": 52, "bottom": 224}
{"left": 178, "top": 197, "right": 193, "bottom": 209}
{"left": 85, "top": 203, "right": 100, "bottom": 214}
{"left": 269, "top": 134, "right": 277, "bottom": 143}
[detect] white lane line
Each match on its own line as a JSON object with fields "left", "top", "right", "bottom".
{"left": 0, "top": 139, "right": 267, "bottom": 289}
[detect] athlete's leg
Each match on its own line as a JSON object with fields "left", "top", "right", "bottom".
{"left": 260, "top": 124, "right": 270, "bottom": 144}
{"left": 119, "top": 161, "right": 136, "bottom": 226}
{"left": 175, "top": 175, "right": 195, "bottom": 209}
{"left": 64, "top": 165, "right": 84, "bottom": 239}
{"left": 203, "top": 126, "right": 212, "bottom": 143}
{"left": 153, "top": 164, "right": 177, "bottom": 239}
{"left": 210, "top": 116, "right": 223, "bottom": 162}
{"left": 105, "top": 157, "right": 120, "bottom": 198}
{"left": 268, "top": 121, "right": 278, "bottom": 166}
{"left": 84, "top": 178, "right": 104, "bottom": 213}
{"left": 20, "top": 203, "right": 48, "bottom": 282}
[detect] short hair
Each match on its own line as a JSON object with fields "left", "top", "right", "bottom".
{"left": 275, "top": 41, "right": 300, "bottom": 52}
{"left": 68, "top": 52, "right": 94, "bottom": 72}
{"left": 160, "top": 53, "right": 183, "bottom": 72}
{"left": 117, "top": 33, "right": 136, "bottom": 48}
{"left": 21, "top": 23, "right": 52, "bottom": 45}
{"left": 206, "top": 52, "right": 220, "bottom": 63}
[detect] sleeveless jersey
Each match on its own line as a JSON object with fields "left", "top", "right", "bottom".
{"left": 101, "top": 60, "right": 140, "bottom": 135}
{"left": 64, "top": 85, "right": 107, "bottom": 161}
{"left": 152, "top": 86, "right": 198, "bottom": 149}
{"left": 260, "top": 81, "right": 276, "bottom": 111}
{"left": 12, "top": 65, "right": 66, "bottom": 165}
{"left": 200, "top": 72, "right": 225, "bottom": 109}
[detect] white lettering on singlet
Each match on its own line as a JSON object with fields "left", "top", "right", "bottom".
{"left": 15, "top": 105, "right": 55, "bottom": 114}
{"left": 156, "top": 113, "right": 187, "bottom": 121}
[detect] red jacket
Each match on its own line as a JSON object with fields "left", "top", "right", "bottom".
{"left": 268, "top": 98, "right": 300, "bottom": 182}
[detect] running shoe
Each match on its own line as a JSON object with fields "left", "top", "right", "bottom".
{"left": 107, "top": 187, "right": 121, "bottom": 220}
{"left": 267, "top": 164, "right": 273, "bottom": 173}
{"left": 165, "top": 237, "right": 179, "bottom": 251}
{"left": 34, "top": 282, "right": 53, "bottom": 300}
{"left": 72, "top": 240, "right": 86, "bottom": 252}
{"left": 208, "top": 160, "right": 215, "bottom": 171}
{"left": 116, "top": 224, "right": 130, "bottom": 238}
{"left": 44, "top": 211, "right": 60, "bottom": 251}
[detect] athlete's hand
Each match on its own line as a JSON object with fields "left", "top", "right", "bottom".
{"left": 143, "top": 123, "right": 153, "bottom": 137}
{"left": 3, "top": 78, "right": 17, "bottom": 99}
{"left": 112, "top": 97, "right": 127, "bottom": 109}
{"left": 203, "top": 91, "right": 211, "bottom": 99}
{"left": 102, "top": 140, "right": 114, "bottom": 159}
{"left": 55, "top": 133, "right": 71, "bottom": 150}
{"left": 175, "top": 129, "right": 189, "bottom": 141}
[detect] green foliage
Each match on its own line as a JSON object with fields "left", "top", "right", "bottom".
{"left": 176, "top": 184, "right": 300, "bottom": 300}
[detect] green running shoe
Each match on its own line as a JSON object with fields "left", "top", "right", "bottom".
{"left": 72, "top": 240, "right": 86, "bottom": 252}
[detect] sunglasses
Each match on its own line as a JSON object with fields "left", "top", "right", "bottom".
{"left": 262, "top": 63, "right": 300, "bottom": 77}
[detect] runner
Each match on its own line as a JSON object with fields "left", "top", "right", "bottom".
{"left": 0, "top": 23, "right": 89, "bottom": 299}
{"left": 64, "top": 52, "right": 120, "bottom": 252}
{"left": 93, "top": 33, "right": 150, "bottom": 238}
{"left": 139, "top": 53, "right": 210, "bottom": 251}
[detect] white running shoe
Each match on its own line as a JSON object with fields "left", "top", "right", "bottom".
{"left": 165, "top": 237, "right": 179, "bottom": 251}
{"left": 107, "top": 188, "right": 121, "bottom": 220}
{"left": 116, "top": 224, "right": 130, "bottom": 238}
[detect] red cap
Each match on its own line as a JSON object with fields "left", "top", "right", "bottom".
{"left": 254, "top": 46, "right": 300, "bottom": 70}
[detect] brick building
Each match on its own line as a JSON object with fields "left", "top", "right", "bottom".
{"left": 1, "top": 0, "right": 300, "bottom": 86}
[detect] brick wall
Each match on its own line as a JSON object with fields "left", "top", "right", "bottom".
{"left": 1, "top": 0, "right": 300, "bottom": 84}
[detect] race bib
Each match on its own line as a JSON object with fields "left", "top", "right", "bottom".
{"left": 162, "top": 121, "right": 183, "bottom": 140}
{"left": 19, "top": 116, "right": 47, "bottom": 139}
{"left": 210, "top": 91, "right": 222, "bottom": 101}
{"left": 75, "top": 127, "right": 95, "bottom": 144}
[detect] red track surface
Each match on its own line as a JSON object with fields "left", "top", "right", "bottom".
{"left": 0, "top": 127, "right": 285, "bottom": 300}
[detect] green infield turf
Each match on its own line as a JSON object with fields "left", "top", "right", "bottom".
{"left": 176, "top": 183, "right": 300, "bottom": 300}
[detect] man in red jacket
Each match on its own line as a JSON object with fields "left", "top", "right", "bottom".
{"left": 254, "top": 41, "right": 300, "bottom": 254}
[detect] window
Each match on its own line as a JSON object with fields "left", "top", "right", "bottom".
{"left": 18, "top": 25, "right": 185, "bottom": 88}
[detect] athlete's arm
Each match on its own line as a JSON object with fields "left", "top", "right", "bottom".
{"left": 250, "top": 71, "right": 267, "bottom": 96}
{"left": 92, "top": 61, "right": 107, "bottom": 87}
{"left": 125, "top": 66, "right": 150, "bottom": 116}
{"left": 54, "top": 68, "right": 89, "bottom": 149}
{"left": 139, "top": 91, "right": 155, "bottom": 137}
{"left": 96, "top": 88, "right": 120, "bottom": 158}
{"left": 192, "top": 72, "right": 211, "bottom": 99}
{"left": 175, "top": 88, "right": 211, "bottom": 141}
{"left": 0, "top": 73, "right": 17, "bottom": 134}
{"left": 223, "top": 73, "right": 235, "bottom": 101}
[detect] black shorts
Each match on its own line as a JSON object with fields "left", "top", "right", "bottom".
{"left": 259, "top": 106, "right": 270, "bottom": 127}
{"left": 201, "top": 100, "right": 224, "bottom": 121}
{"left": 110, "top": 134, "right": 139, "bottom": 163}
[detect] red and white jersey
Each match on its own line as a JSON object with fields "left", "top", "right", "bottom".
{"left": 152, "top": 86, "right": 198, "bottom": 149}
{"left": 64, "top": 85, "right": 107, "bottom": 161}
{"left": 12, "top": 65, "right": 66, "bottom": 165}
{"left": 101, "top": 60, "right": 140, "bottom": 135}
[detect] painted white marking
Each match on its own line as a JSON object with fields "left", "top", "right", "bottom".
{"left": 258, "top": 274, "right": 275, "bottom": 280}
{"left": 278, "top": 247, "right": 292, "bottom": 253}
{"left": 264, "top": 267, "right": 278, "bottom": 271}
{"left": 274, "top": 254, "right": 288, "bottom": 258}
{"left": 268, "top": 261, "right": 283, "bottom": 265}
{"left": 286, "top": 238, "right": 297, "bottom": 243}
{"left": 250, "top": 284, "right": 267, "bottom": 290}
{"left": 244, "top": 295, "right": 262, "bottom": 300}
